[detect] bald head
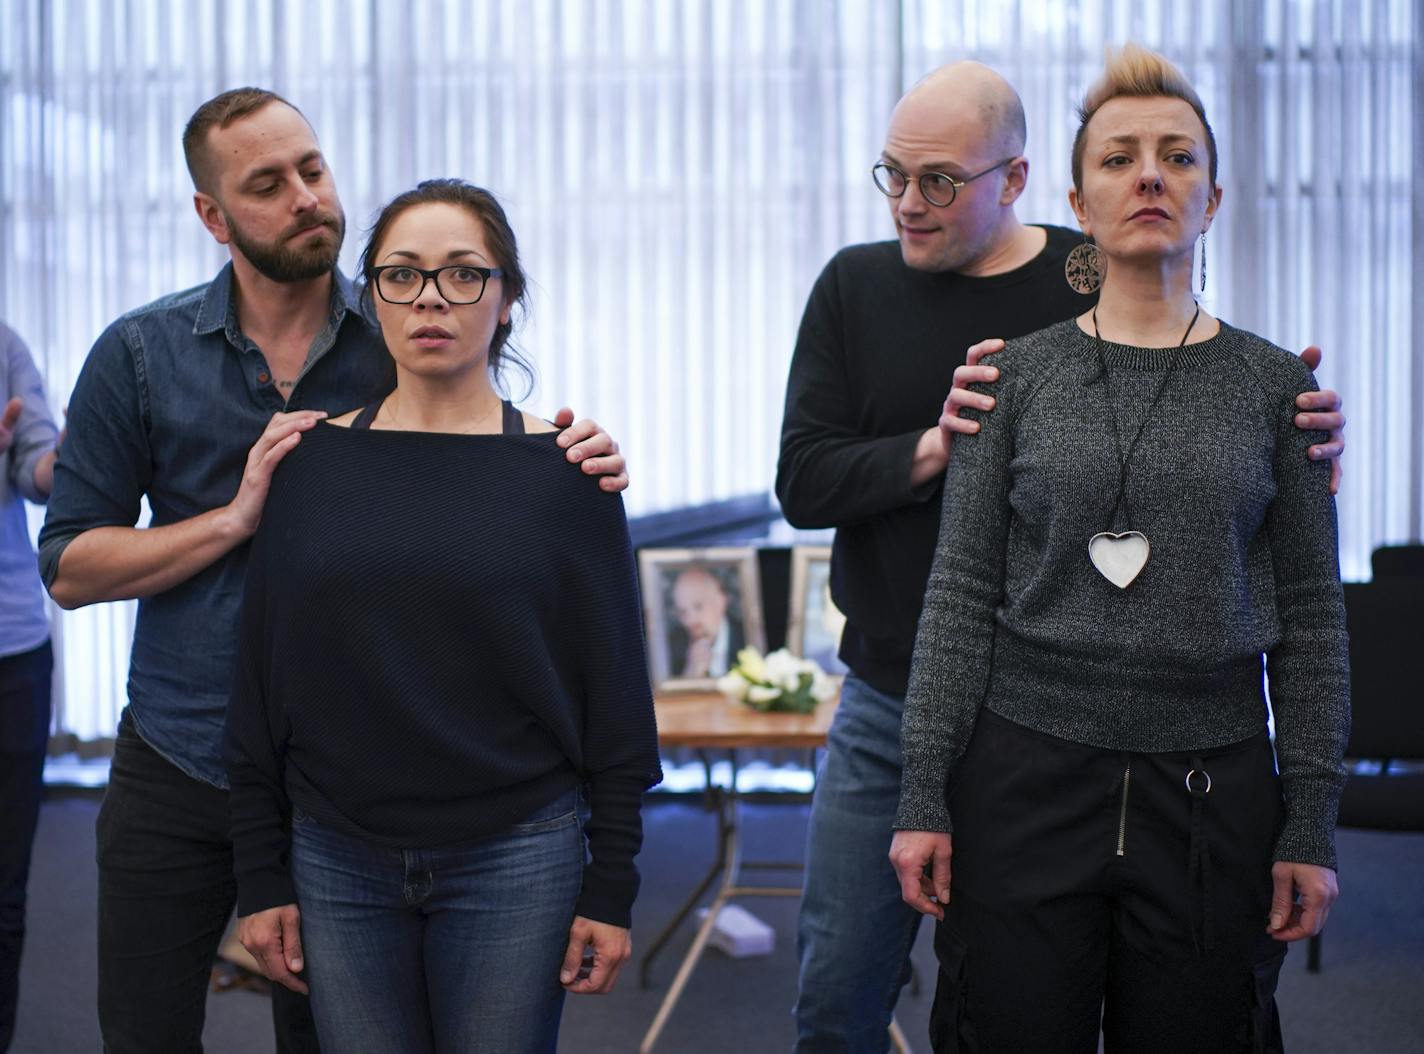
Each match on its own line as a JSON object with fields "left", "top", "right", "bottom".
{"left": 879, "top": 62, "right": 1031, "bottom": 273}
{"left": 672, "top": 568, "right": 730, "bottom": 642}
{"left": 894, "top": 61, "right": 1027, "bottom": 161}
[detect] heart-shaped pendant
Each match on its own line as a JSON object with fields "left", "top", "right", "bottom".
{"left": 1088, "top": 531, "right": 1150, "bottom": 589}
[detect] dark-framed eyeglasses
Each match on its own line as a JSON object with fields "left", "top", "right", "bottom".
{"left": 871, "top": 157, "right": 1018, "bottom": 208}
{"left": 371, "top": 264, "right": 504, "bottom": 305}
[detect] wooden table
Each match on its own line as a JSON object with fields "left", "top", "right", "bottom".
{"left": 638, "top": 690, "right": 836, "bottom": 1053}
{"left": 653, "top": 689, "right": 838, "bottom": 749}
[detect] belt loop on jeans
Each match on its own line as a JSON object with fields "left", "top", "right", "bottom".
{"left": 1186, "top": 757, "right": 1214, "bottom": 954}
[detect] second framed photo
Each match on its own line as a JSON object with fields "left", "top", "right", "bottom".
{"left": 638, "top": 547, "right": 766, "bottom": 692}
{"left": 787, "top": 546, "right": 848, "bottom": 676}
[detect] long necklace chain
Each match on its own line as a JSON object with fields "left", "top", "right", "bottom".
{"left": 1092, "top": 303, "right": 1200, "bottom": 531}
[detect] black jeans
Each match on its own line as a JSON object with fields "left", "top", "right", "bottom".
{"left": 930, "top": 709, "right": 1288, "bottom": 1054}
{"left": 0, "top": 641, "right": 51, "bottom": 1054}
{"left": 96, "top": 709, "right": 320, "bottom": 1053}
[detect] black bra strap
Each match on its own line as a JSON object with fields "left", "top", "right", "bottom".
{"left": 501, "top": 399, "right": 525, "bottom": 435}
{"left": 350, "top": 399, "right": 384, "bottom": 430}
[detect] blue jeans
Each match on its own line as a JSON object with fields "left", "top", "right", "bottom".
{"left": 291, "top": 790, "right": 584, "bottom": 1054}
{"left": 795, "top": 675, "right": 922, "bottom": 1053}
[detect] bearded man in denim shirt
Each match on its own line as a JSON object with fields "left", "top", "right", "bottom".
{"left": 39, "top": 88, "right": 628, "bottom": 1053}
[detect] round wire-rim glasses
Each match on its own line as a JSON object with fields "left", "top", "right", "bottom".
{"left": 371, "top": 264, "right": 504, "bottom": 305}
{"left": 871, "top": 157, "right": 1018, "bottom": 208}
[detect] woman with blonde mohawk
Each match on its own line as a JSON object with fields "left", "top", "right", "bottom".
{"left": 890, "top": 45, "right": 1348, "bottom": 1052}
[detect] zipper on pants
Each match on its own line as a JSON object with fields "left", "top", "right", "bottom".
{"left": 1115, "top": 760, "right": 1132, "bottom": 856}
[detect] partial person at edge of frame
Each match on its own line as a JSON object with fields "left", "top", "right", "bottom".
{"left": 891, "top": 44, "right": 1349, "bottom": 1054}
{"left": 0, "top": 322, "right": 60, "bottom": 1054}
{"left": 224, "top": 178, "right": 663, "bottom": 1054}
{"left": 778, "top": 58, "right": 1347, "bottom": 1053}
{"left": 37, "top": 87, "right": 629, "bottom": 1053}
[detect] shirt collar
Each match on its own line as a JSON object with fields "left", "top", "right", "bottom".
{"left": 193, "top": 262, "right": 237, "bottom": 337}
{"left": 192, "top": 262, "right": 367, "bottom": 340}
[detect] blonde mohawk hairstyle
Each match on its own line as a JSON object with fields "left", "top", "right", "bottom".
{"left": 1071, "top": 43, "right": 1218, "bottom": 190}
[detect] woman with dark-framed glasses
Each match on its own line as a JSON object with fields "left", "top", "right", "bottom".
{"left": 224, "top": 179, "right": 661, "bottom": 1053}
{"left": 890, "top": 46, "right": 1349, "bottom": 1052}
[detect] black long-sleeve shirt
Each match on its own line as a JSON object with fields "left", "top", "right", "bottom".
{"left": 225, "top": 423, "right": 662, "bottom": 927}
{"left": 776, "top": 230, "right": 1096, "bottom": 695}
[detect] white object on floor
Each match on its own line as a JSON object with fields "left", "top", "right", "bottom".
{"left": 694, "top": 903, "right": 775, "bottom": 958}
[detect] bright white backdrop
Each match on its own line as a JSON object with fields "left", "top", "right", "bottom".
{"left": 1, "top": 0, "right": 1418, "bottom": 744}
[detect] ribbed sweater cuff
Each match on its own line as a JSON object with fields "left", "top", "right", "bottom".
{"left": 1272, "top": 779, "right": 1343, "bottom": 871}
{"left": 235, "top": 866, "right": 298, "bottom": 918}
{"left": 575, "top": 873, "right": 638, "bottom": 929}
{"left": 894, "top": 751, "right": 952, "bottom": 833}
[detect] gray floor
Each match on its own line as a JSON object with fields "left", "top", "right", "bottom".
{"left": 12, "top": 794, "right": 1424, "bottom": 1053}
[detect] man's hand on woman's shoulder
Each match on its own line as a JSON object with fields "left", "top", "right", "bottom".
{"left": 1294, "top": 345, "right": 1345, "bottom": 495}
{"left": 552, "top": 408, "right": 629, "bottom": 492}
{"left": 940, "top": 338, "right": 1004, "bottom": 438}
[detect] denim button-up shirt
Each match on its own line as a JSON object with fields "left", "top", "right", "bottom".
{"left": 39, "top": 265, "right": 390, "bottom": 787}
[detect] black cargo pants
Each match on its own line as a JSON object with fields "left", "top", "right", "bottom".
{"left": 930, "top": 709, "right": 1288, "bottom": 1054}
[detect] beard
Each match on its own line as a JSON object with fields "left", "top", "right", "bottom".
{"left": 226, "top": 207, "right": 346, "bottom": 283}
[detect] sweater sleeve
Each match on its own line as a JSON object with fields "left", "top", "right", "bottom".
{"left": 566, "top": 487, "right": 663, "bottom": 928}
{"left": 1261, "top": 359, "right": 1350, "bottom": 870}
{"left": 776, "top": 256, "right": 938, "bottom": 529}
{"left": 2, "top": 326, "right": 59, "bottom": 504}
{"left": 223, "top": 519, "right": 297, "bottom": 916}
{"left": 895, "top": 372, "right": 1018, "bottom": 832}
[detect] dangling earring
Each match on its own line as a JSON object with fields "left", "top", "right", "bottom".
{"left": 1065, "top": 236, "right": 1103, "bottom": 295}
{"left": 1199, "top": 231, "right": 1207, "bottom": 292}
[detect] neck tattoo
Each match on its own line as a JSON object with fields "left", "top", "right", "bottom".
{"left": 1086, "top": 303, "right": 1201, "bottom": 589}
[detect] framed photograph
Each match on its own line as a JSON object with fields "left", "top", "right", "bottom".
{"left": 638, "top": 547, "right": 766, "bottom": 692}
{"left": 787, "top": 546, "right": 848, "bottom": 676}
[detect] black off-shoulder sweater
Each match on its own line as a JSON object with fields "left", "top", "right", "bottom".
{"left": 224, "top": 422, "right": 662, "bottom": 927}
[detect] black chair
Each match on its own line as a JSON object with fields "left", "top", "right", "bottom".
{"left": 1371, "top": 543, "right": 1424, "bottom": 580}
{"left": 1306, "top": 579, "right": 1424, "bottom": 972}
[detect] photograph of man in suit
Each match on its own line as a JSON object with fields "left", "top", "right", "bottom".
{"left": 668, "top": 567, "right": 745, "bottom": 679}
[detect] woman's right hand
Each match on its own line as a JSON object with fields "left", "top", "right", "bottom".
{"left": 1266, "top": 861, "right": 1339, "bottom": 942}
{"left": 238, "top": 903, "right": 308, "bottom": 994}
{"left": 889, "top": 830, "right": 953, "bottom": 920}
{"left": 560, "top": 915, "right": 631, "bottom": 994}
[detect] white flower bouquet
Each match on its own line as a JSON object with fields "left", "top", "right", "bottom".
{"left": 715, "top": 647, "right": 838, "bottom": 714}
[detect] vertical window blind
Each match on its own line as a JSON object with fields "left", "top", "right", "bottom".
{"left": 1, "top": 0, "right": 1417, "bottom": 745}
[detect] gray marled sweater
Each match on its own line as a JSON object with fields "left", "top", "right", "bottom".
{"left": 895, "top": 318, "right": 1350, "bottom": 869}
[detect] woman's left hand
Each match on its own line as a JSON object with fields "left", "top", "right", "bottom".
{"left": 553, "top": 409, "right": 629, "bottom": 492}
{"left": 560, "top": 915, "right": 631, "bottom": 994}
{"left": 1266, "top": 860, "right": 1339, "bottom": 941}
